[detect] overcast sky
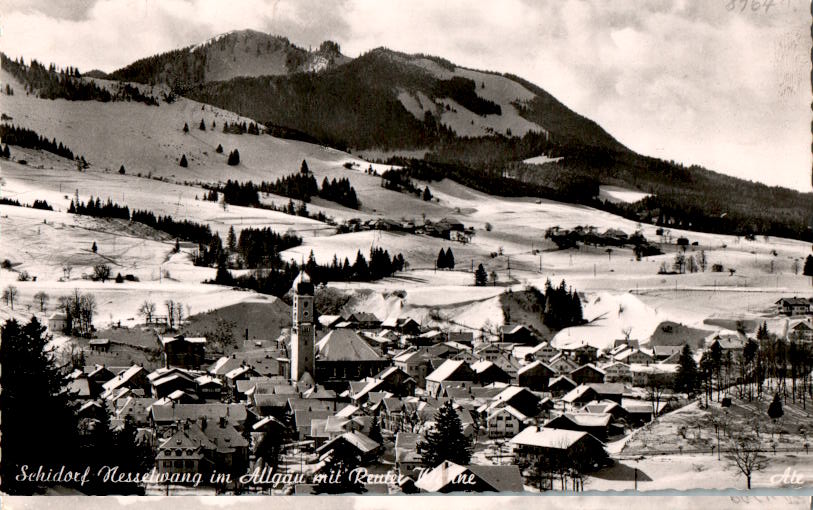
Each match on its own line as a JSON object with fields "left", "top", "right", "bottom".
{"left": 1, "top": 0, "right": 810, "bottom": 191}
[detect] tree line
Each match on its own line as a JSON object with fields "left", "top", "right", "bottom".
{"left": 0, "top": 124, "right": 80, "bottom": 161}
{"left": 210, "top": 162, "right": 360, "bottom": 210}
{"left": 211, "top": 247, "right": 406, "bottom": 297}
{"left": 1, "top": 53, "right": 113, "bottom": 102}
{"left": 0, "top": 197, "right": 53, "bottom": 211}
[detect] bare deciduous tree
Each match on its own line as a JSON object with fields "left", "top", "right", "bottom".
{"left": 33, "top": 291, "right": 49, "bottom": 312}
{"left": 2, "top": 285, "right": 18, "bottom": 310}
{"left": 727, "top": 433, "right": 768, "bottom": 489}
{"left": 139, "top": 300, "right": 156, "bottom": 324}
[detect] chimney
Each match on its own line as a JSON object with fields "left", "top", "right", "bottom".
{"left": 219, "top": 416, "right": 227, "bottom": 428}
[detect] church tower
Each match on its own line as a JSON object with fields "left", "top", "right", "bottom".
{"left": 290, "top": 271, "right": 315, "bottom": 383}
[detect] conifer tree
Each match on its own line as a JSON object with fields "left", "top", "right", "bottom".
{"left": 227, "top": 226, "right": 236, "bottom": 252}
{"left": 368, "top": 415, "right": 383, "bottom": 444}
{"left": 418, "top": 400, "right": 472, "bottom": 466}
{"left": 768, "top": 392, "right": 784, "bottom": 421}
{"left": 216, "top": 143, "right": 223, "bottom": 153}
{"left": 182, "top": 122, "right": 189, "bottom": 133}
{"left": 1, "top": 317, "right": 80, "bottom": 494}
{"left": 475, "top": 263, "right": 488, "bottom": 286}
{"left": 446, "top": 247, "right": 455, "bottom": 269}
{"left": 199, "top": 118, "right": 206, "bottom": 131}
{"left": 179, "top": 154, "right": 188, "bottom": 167}
{"left": 674, "top": 344, "right": 699, "bottom": 396}
{"left": 437, "top": 248, "right": 447, "bottom": 270}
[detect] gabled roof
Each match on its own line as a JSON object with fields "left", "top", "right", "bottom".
{"left": 488, "top": 405, "right": 528, "bottom": 422}
{"left": 570, "top": 363, "right": 606, "bottom": 376}
{"left": 548, "top": 375, "right": 577, "bottom": 389}
{"left": 316, "top": 329, "right": 382, "bottom": 361}
{"left": 102, "top": 365, "right": 145, "bottom": 392}
{"left": 426, "top": 360, "right": 470, "bottom": 383}
{"left": 550, "top": 412, "right": 612, "bottom": 428}
{"left": 316, "top": 430, "right": 379, "bottom": 454}
{"left": 501, "top": 324, "right": 531, "bottom": 335}
{"left": 348, "top": 312, "right": 381, "bottom": 323}
{"left": 517, "top": 360, "right": 555, "bottom": 376}
{"left": 776, "top": 297, "right": 811, "bottom": 306}
{"left": 561, "top": 384, "right": 596, "bottom": 404}
{"left": 510, "top": 426, "right": 594, "bottom": 449}
{"left": 160, "top": 335, "right": 206, "bottom": 346}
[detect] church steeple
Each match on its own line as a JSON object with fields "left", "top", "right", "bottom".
{"left": 290, "top": 271, "right": 315, "bottom": 382}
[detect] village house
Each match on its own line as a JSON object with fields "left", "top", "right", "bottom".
{"left": 776, "top": 297, "right": 812, "bottom": 316}
{"left": 48, "top": 311, "right": 68, "bottom": 333}
{"left": 425, "top": 360, "right": 476, "bottom": 398}
{"left": 395, "top": 432, "right": 425, "bottom": 475}
{"left": 547, "top": 375, "right": 578, "bottom": 397}
{"left": 789, "top": 320, "right": 813, "bottom": 342}
{"left": 393, "top": 347, "right": 434, "bottom": 388}
{"left": 600, "top": 362, "right": 631, "bottom": 383}
{"left": 510, "top": 426, "right": 607, "bottom": 477}
{"left": 485, "top": 405, "right": 528, "bottom": 438}
{"left": 414, "top": 461, "right": 523, "bottom": 493}
{"left": 517, "top": 360, "right": 555, "bottom": 391}
{"left": 544, "top": 412, "right": 614, "bottom": 442}
{"left": 101, "top": 365, "right": 150, "bottom": 399}
{"left": 614, "top": 348, "right": 654, "bottom": 366}
{"left": 160, "top": 335, "right": 206, "bottom": 369}
{"left": 547, "top": 353, "right": 579, "bottom": 375}
{"left": 500, "top": 324, "right": 536, "bottom": 345}
{"left": 569, "top": 364, "right": 606, "bottom": 385}
{"left": 471, "top": 360, "right": 511, "bottom": 386}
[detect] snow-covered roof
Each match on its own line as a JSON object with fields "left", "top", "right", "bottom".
{"left": 426, "top": 359, "right": 467, "bottom": 382}
{"left": 510, "top": 426, "right": 589, "bottom": 449}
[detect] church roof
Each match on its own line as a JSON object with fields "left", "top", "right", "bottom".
{"left": 316, "top": 330, "right": 382, "bottom": 362}
{"left": 292, "top": 271, "right": 314, "bottom": 295}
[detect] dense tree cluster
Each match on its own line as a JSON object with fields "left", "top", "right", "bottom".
{"left": 227, "top": 149, "right": 240, "bottom": 166}
{"left": 112, "top": 83, "right": 159, "bottom": 106}
{"left": 235, "top": 227, "right": 303, "bottom": 268}
{"left": 432, "top": 77, "right": 501, "bottom": 116}
{"left": 258, "top": 172, "right": 318, "bottom": 203}
{"left": 69, "top": 196, "right": 130, "bottom": 220}
{"left": 131, "top": 209, "right": 213, "bottom": 245}
{"left": 215, "top": 247, "right": 405, "bottom": 297}
{"left": 1, "top": 53, "right": 112, "bottom": 102}
{"left": 0, "top": 197, "right": 52, "bottom": 211}
{"left": 0, "top": 124, "right": 79, "bottom": 161}
{"left": 541, "top": 279, "right": 585, "bottom": 331}
{"left": 215, "top": 170, "right": 360, "bottom": 210}
{"left": 303, "top": 247, "right": 405, "bottom": 285}
{"left": 222, "top": 121, "right": 260, "bottom": 135}
{"left": 318, "top": 177, "right": 359, "bottom": 209}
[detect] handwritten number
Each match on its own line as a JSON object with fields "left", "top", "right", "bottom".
{"left": 751, "top": 0, "right": 761, "bottom": 10}
{"left": 763, "top": 0, "right": 775, "bottom": 12}
{"left": 726, "top": 0, "right": 736, "bottom": 10}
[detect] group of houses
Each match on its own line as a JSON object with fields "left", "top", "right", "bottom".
{"left": 63, "top": 271, "right": 776, "bottom": 493}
